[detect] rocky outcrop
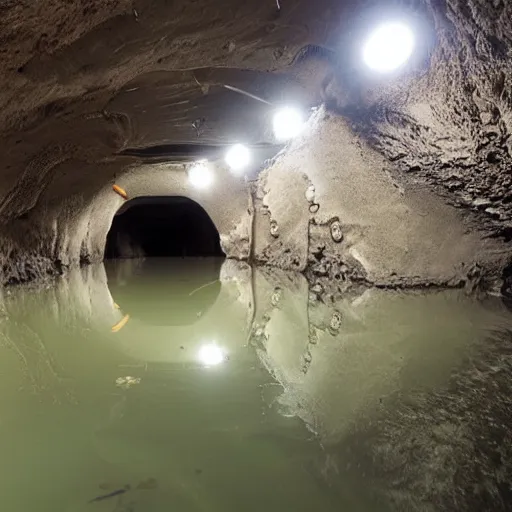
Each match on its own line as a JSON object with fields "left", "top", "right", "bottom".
{"left": 251, "top": 109, "right": 511, "bottom": 293}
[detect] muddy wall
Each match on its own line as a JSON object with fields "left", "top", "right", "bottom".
{"left": 1, "top": 0, "right": 512, "bottom": 289}
{"left": 0, "top": 110, "right": 510, "bottom": 291}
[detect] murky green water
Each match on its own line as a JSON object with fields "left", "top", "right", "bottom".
{"left": 1, "top": 258, "right": 512, "bottom": 511}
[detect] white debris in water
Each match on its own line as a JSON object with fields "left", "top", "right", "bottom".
{"left": 116, "top": 376, "right": 141, "bottom": 390}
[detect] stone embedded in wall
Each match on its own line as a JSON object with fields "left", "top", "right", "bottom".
{"left": 306, "top": 220, "right": 368, "bottom": 300}
{"left": 271, "top": 287, "right": 282, "bottom": 306}
{"left": 311, "top": 282, "right": 323, "bottom": 295}
{"left": 254, "top": 111, "right": 511, "bottom": 288}
{"left": 329, "top": 311, "right": 342, "bottom": 333}
{"left": 219, "top": 215, "right": 252, "bottom": 261}
{"left": 305, "top": 185, "right": 315, "bottom": 203}
{"left": 270, "top": 220, "right": 279, "bottom": 238}
{"left": 330, "top": 219, "right": 343, "bottom": 243}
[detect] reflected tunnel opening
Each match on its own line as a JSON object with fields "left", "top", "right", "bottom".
{"left": 105, "top": 196, "right": 224, "bottom": 259}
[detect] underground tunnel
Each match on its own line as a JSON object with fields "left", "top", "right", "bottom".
{"left": 104, "top": 196, "right": 224, "bottom": 259}
{"left": 2, "top": 0, "right": 512, "bottom": 510}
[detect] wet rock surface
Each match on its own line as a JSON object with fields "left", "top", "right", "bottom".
{"left": 321, "top": 0, "right": 512, "bottom": 242}
{"left": 245, "top": 262, "right": 512, "bottom": 512}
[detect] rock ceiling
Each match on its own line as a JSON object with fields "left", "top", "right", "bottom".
{"left": 1, "top": 0, "right": 512, "bottom": 239}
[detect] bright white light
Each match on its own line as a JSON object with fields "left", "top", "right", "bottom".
{"left": 225, "top": 143, "right": 251, "bottom": 173}
{"left": 272, "top": 107, "right": 304, "bottom": 141}
{"left": 362, "top": 22, "right": 415, "bottom": 72}
{"left": 198, "top": 343, "right": 226, "bottom": 367}
{"left": 188, "top": 161, "right": 213, "bottom": 189}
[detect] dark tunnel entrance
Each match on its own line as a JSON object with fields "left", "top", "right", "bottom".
{"left": 104, "top": 196, "right": 224, "bottom": 259}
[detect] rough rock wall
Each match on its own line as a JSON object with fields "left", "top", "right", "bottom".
{"left": 1, "top": 108, "right": 509, "bottom": 292}
{"left": 0, "top": 158, "right": 251, "bottom": 284}
{"left": 252, "top": 109, "right": 511, "bottom": 291}
{"left": 0, "top": 0, "right": 511, "bottom": 290}
{"left": 0, "top": 0, "right": 335, "bottom": 285}
{"left": 323, "top": 0, "right": 512, "bottom": 239}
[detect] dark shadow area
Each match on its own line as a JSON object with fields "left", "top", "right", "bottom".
{"left": 105, "top": 196, "right": 224, "bottom": 259}
{"left": 105, "top": 258, "right": 222, "bottom": 326}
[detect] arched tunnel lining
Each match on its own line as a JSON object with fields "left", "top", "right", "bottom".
{"left": 105, "top": 196, "right": 224, "bottom": 259}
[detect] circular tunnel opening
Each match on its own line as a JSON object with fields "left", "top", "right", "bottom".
{"left": 105, "top": 196, "right": 224, "bottom": 259}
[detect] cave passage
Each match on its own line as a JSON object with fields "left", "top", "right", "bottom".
{"left": 105, "top": 196, "right": 224, "bottom": 259}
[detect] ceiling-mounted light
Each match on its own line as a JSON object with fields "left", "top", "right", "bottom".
{"left": 188, "top": 160, "right": 213, "bottom": 189}
{"left": 362, "top": 22, "right": 414, "bottom": 72}
{"left": 272, "top": 106, "right": 305, "bottom": 142}
{"left": 225, "top": 143, "right": 251, "bottom": 173}
{"left": 198, "top": 343, "right": 226, "bottom": 367}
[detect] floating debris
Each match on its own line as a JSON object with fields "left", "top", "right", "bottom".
{"left": 115, "top": 376, "right": 141, "bottom": 390}
{"left": 89, "top": 486, "right": 130, "bottom": 503}
{"left": 188, "top": 279, "right": 218, "bottom": 296}
{"left": 90, "top": 479, "right": 157, "bottom": 504}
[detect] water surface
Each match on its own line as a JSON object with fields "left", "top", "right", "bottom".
{"left": 1, "top": 258, "right": 512, "bottom": 511}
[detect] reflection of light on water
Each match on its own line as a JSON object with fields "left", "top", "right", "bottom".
{"left": 111, "top": 314, "right": 130, "bottom": 333}
{"left": 198, "top": 343, "right": 226, "bottom": 367}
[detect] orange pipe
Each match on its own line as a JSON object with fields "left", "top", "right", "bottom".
{"left": 112, "top": 184, "right": 128, "bottom": 200}
{"left": 111, "top": 314, "right": 130, "bottom": 333}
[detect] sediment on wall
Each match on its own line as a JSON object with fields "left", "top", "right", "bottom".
{"left": 249, "top": 110, "right": 512, "bottom": 295}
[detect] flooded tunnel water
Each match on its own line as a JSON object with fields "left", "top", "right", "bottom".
{"left": 105, "top": 196, "right": 224, "bottom": 259}
{"left": 1, "top": 259, "right": 512, "bottom": 511}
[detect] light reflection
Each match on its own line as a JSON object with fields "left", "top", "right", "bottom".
{"left": 198, "top": 342, "right": 226, "bottom": 367}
